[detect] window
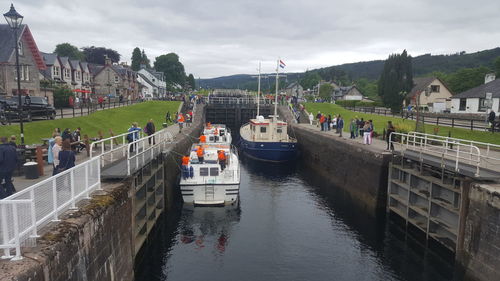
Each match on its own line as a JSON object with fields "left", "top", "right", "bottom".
{"left": 459, "top": 98, "right": 467, "bottom": 111}
{"left": 53, "top": 66, "right": 60, "bottom": 77}
{"left": 64, "top": 68, "right": 70, "bottom": 79}
{"left": 260, "top": 127, "right": 266, "bottom": 133}
{"left": 277, "top": 128, "right": 283, "bottom": 134}
{"left": 209, "top": 167, "right": 219, "bottom": 176}
{"left": 478, "top": 98, "right": 487, "bottom": 112}
{"left": 114, "top": 75, "right": 119, "bottom": 83}
{"left": 18, "top": 41, "right": 23, "bottom": 56}
{"left": 76, "top": 71, "right": 81, "bottom": 80}
{"left": 430, "top": 85, "right": 440, "bottom": 93}
{"left": 15, "top": 65, "right": 29, "bottom": 81}
{"left": 200, "top": 167, "right": 209, "bottom": 176}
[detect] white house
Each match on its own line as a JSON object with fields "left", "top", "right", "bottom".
{"left": 405, "top": 77, "right": 453, "bottom": 113}
{"left": 69, "top": 60, "right": 83, "bottom": 90}
{"left": 138, "top": 67, "right": 166, "bottom": 98}
{"left": 332, "top": 86, "right": 365, "bottom": 101}
{"left": 137, "top": 72, "right": 155, "bottom": 99}
{"left": 451, "top": 74, "right": 500, "bottom": 114}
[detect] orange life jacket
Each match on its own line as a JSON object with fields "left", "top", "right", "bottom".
{"left": 214, "top": 128, "right": 218, "bottom": 135}
{"left": 200, "top": 135, "right": 206, "bottom": 143}
{"left": 218, "top": 151, "right": 226, "bottom": 161}
{"left": 197, "top": 147, "right": 204, "bottom": 157}
{"left": 182, "top": 156, "right": 190, "bottom": 165}
{"left": 178, "top": 114, "right": 185, "bottom": 122}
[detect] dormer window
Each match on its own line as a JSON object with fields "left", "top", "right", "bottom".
{"left": 18, "top": 41, "right": 23, "bottom": 56}
{"left": 53, "top": 66, "right": 60, "bottom": 77}
{"left": 64, "top": 68, "right": 70, "bottom": 79}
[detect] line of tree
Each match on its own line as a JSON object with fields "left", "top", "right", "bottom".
{"left": 53, "top": 43, "right": 120, "bottom": 64}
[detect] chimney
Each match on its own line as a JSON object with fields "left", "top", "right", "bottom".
{"left": 104, "top": 55, "right": 112, "bottom": 66}
{"left": 485, "top": 73, "right": 496, "bottom": 84}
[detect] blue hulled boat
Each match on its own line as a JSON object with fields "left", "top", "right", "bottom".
{"left": 239, "top": 116, "right": 297, "bottom": 162}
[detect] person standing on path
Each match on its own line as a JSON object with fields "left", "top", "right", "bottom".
{"left": 177, "top": 113, "right": 185, "bottom": 133}
{"left": 127, "top": 122, "right": 142, "bottom": 152}
{"left": 488, "top": 110, "right": 496, "bottom": 132}
{"left": 316, "top": 111, "right": 322, "bottom": 128}
{"left": 386, "top": 121, "right": 395, "bottom": 150}
{"left": 369, "top": 120, "right": 374, "bottom": 144}
{"left": 337, "top": 115, "right": 344, "bottom": 137}
{"left": 358, "top": 118, "right": 365, "bottom": 138}
{"left": 0, "top": 136, "right": 18, "bottom": 199}
{"left": 363, "top": 121, "right": 372, "bottom": 145}
{"left": 349, "top": 119, "right": 357, "bottom": 139}
{"left": 55, "top": 140, "right": 76, "bottom": 174}
{"left": 308, "top": 112, "right": 313, "bottom": 125}
{"left": 145, "top": 119, "right": 156, "bottom": 145}
{"left": 52, "top": 136, "right": 63, "bottom": 175}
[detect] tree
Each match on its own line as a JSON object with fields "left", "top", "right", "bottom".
{"left": 187, "top": 74, "right": 196, "bottom": 89}
{"left": 378, "top": 50, "right": 413, "bottom": 111}
{"left": 319, "top": 83, "right": 334, "bottom": 101}
{"left": 154, "top": 53, "right": 186, "bottom": 87}
{"left": 300, "top": 71, "right": 321, "bottom": 90}
{"left": 141, "top": 49, "right": 151, "bottom": 68}
{"left": 54, "top": 43, "right": 84, "bottom": 60}
{"left": 82, "top": 46, "right": 120, "bottom": 64}
{"left": 494, "top": 57, "right": 500, "bottom": 78}
{"left": 131, "top": 47, "right": 142, "bottom": 71}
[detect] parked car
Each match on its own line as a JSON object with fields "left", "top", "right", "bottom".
{"left": 7, "top": 96, "right": 56, "bottom": 121}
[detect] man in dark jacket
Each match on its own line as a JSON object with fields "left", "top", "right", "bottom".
{"left": 0, "top": 136, "right": 18, "bottom": 198}
{"left": 488, "top": 111, "right": 496, "bottom": 132}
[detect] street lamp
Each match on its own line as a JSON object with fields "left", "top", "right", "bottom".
{"left": 4, "top": 4, "right": 25, "bottom": 145}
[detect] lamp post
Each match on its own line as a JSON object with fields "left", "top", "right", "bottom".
{"left": 4, "top": 4, "right": 25, "bottom": 145}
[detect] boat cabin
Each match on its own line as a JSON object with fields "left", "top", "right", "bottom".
{"left": 203, "top": 124, "right": 231, "bottom": 144}
{"left": 248, "top": 116, "right": 289, "bottom": 142}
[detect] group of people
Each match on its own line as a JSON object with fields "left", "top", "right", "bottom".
{"left": 127, "top": 119, "right": 157, "bottom": 152}
{"left": 48, "top": 128, "right": 79, "bottom": 176}
{"left": 315, "top": 112, "right": 346, "bottom": 136}
{"left": 176, "top": 111, "right": 194, "bottom": 133}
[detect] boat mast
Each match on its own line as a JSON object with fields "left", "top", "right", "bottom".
{"left": 257, "top": 62, "right": 261, "bottom": 117}
{"left": 274, "top": 59, "right": 279, "bottom": 122}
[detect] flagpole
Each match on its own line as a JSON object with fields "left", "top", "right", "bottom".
{"left": 257, "top": 61, "right": 261, "bottom": 118}
{"left": 274, "top": 59, "right": 279, "bottom": 121}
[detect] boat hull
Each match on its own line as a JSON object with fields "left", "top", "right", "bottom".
{"left": 239, "top": 137, "right": 297, "bottom": 162}
{"left": 180, "top": 184, "right": 240, "bottom": 206}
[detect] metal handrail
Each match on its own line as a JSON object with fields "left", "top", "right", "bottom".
{"left": 0, "top": 157, "right": 101, "bottom": 260}
{"left": 126, "top": 128, "right": 174, "bottom": 175}
{"left": 390, "top": 132, "right": 483, "bottom": 176}
{"left": 89, "top": 130, "right": 143, "bottom": 158}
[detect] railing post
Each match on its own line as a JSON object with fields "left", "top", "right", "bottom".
{"left": 1, "top": 204, "right": 13, "bottom": 259}
{"left": 452, "top": 118, "right": 455, "bottom": 128}
{"left": 70, "top": 170, "right": 76, "bottom": 209}
{"left": 455, "top": 145, "right": 460, "bottom": 172}
{"left": 29, "top": 189, "right": 38, "bottom": 238}
{"left": 471, "top": 119, "right": 473, "bottom": 131}
{"left": 52, "top": 178, "right": 59, "bottom": 221}
{"left": 11, "top": 204, "right": 22, "bottom": 261}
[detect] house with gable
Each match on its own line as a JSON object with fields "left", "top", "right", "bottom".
{"left": 332, "top": 85, "right": 366, "bottom": 101}
{"left": 58, "top": 56, "right": 73, "bottom": 86}
{"left": 404, "top": 77, "right": 453, "bottom": 112}
{"left": 90, "top": 57, "right": 138, "bottom": 100}
{"left": 137, "top": 72, "right": 155, "bottom": 99}
{"left": 0, "top": 24, "right": 46, "bottom": 97}
{"left": 138, "top": 66, "right": 166, "bottom": 98}
{"left": 450, "top": 74, "right": 500, "bottom": 114}
{"left": 69, "top": 59, "right": 83, "bottom": 90}
{"left": 284, "top": 81, "right": 304, "bottom": 99}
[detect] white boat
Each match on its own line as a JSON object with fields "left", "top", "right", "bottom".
{"left": 180, "top": 142, "right": 240, "bottom": 206}
{"left": 202, "top": 124, "right": 232, "bottom": 144}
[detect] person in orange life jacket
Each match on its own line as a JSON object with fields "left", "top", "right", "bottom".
{"left": 206, "top": 122, "right": 211, "bottom": 129}
{"left": 214, "top": 127, "right": 218, "bottom": 136}
{"left": 196, "top": 146, "right": 204, "bottom": 163}
{"left": 181, "top": 154, "right": 191, "bottom": 179}
{"left": 218, "top": 150, "right": 227, "bottom": 171}
{"left": 319, "top": 114, "right": 326, "bottom": 131}
{"left": 177, "top": 113, "right": 185, "bottom": 133}
{"left": 199, "top": 134, "right": 206, "bottom": 143}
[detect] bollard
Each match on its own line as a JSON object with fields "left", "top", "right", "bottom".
{"left": 36, "top": 146, "right": 44, "bottom": 176}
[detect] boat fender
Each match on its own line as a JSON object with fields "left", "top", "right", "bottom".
{"left": 189, "top": 166, "right": 194, "bottom": 178}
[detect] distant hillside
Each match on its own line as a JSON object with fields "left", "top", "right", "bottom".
{"left": 199, "top": 47, "right": 500, "bottom": 89}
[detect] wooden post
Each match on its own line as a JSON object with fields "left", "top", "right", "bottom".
{"left": 36, "top": 146, "right": 44, "bottom": 176}
{"left": 84, "top": 134, "right": 90, "bottom": 157}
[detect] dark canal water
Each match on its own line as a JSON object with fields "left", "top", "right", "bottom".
{"left": 135, "top": 157, "right": 460, "bottom": 281}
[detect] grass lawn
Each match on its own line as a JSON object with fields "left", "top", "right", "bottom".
{"left": 304, "top": 103, "right": 500, "bottom": 145}
{"left": 0, "top": 101, "right": 181, "bottom": 145}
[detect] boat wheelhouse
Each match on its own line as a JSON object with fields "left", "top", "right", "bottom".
{"left": 180, "top": 143, "right": 240, "bottom": 206}
{"left": 203, "top": 124, "right": 232, "bottom": 144}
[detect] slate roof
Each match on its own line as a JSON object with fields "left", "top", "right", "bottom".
{"left": 0, "top": 24, "right": 22, "bottom": 62}
{"left": 137, "top": 73, "right": 155, "bottom": 87}
{"left": 59, "top": 56, "right": 69, "bottom": 67}
{"left": 407, "top": 77, "right": 439, "bottom": 98}
{"left": 286, "top": 82, "right": 301, "bottom": 89}
{"left": 70, "top": 60, "right": 82, "bottom": 70}
{"left": 41, "top": 52, "right": 58, "bottom": 65}
{"left": 88, "top": 63, "right": 104, "bottom": 75}
{"left": 333, "top": 86, "right": 357, "bottom": 97}
{"left": 453, "top": 79, "right": 500, "bottom": 99}
{"left": 80, "top": 62, "right": 89, "bottom": 72}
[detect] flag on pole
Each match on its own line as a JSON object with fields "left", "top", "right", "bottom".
{"left": 279, "top": 60, "right": 286, "bottom": 69}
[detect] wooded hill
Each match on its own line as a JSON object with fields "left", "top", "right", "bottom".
{"left": 199, "top": 47, "right": 500, "bottom": 91}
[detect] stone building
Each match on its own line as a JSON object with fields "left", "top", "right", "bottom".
{"left": 0, "top": 24, "right": 46, "bottom": 97}
{"left": 405, "top": 77, "right": 453, "bottom": 112}
{"left": 90, "top": 57, "right": 138, "bottom": 100}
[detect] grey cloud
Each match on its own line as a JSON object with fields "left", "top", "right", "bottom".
{"left": 10, "top": 0, "right": 500, "bottom": 78}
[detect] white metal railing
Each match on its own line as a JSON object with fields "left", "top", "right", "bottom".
{"left": 407, "top": 131, "right": 500, "bottom": 170}
{"left": 389, "top": 132, "right": 483, "bottom": 176}
{"left": 127, "top": 128, "right": 174, "bottom": 175}
{"left": 90, "top": 131, "right": 143, "bottom": 162}
{"left": 0, "top": 157, "right": 101, "bottom": 260}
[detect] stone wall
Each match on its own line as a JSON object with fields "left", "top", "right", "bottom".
{"left": 291, "top": 124, "right": 392, "bottom": 215}
{"left": 458, "top": 183, "right": 500, "bottom": 281}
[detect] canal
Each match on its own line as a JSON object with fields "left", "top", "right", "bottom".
{"left": 135, "top": 156, "right": 459, "bottom": 281}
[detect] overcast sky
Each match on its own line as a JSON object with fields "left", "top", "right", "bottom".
{"left": 11, "top": 0, "right": 500, "bottom": 78}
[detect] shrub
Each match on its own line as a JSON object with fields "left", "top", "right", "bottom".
{"left": 53, "top": 87, "right": 74, "bottom": 108}
{"left": 394, "top": 122, "right": 414, "bottom": 133}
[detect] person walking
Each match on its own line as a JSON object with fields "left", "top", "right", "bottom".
{"left": 165, "top": 111, "right": 171, "bottom": 124}
{"left": 316, "top": 111, "right": 322, "bottom": 128}
{"left": 354, "top": 117, "right": 360, "bottom": 138}
{"left": 488, "top": 110, "right": 496, "bottom": 132}
{"left": 55, "top": 140, "right": 76, "bottom": 175}
{"left": 218, "top": 150, "right": 227, "bottom": 171}
{"left": 319, "top": 114, "right": 326, "bottom": 131}
{"left": 337, "top": 115, "right": 344, "bottom": 137}
{"left": 177, "top": 113, "right": 185, "bottom": 133}
{"left": 349, "top": 119, "right": 357, "bottom": 139}
{"left": 127, "top": 122, "right": 142, "bottom": 152}
{"left": 363, "top": 121, "right": 372, "bottom": 145}
{"left": 0, "top": 136, "right": 18, "bottom": 199}
{"left": 145, "top": 119, "right": 156, "bottom": 145}
{"left": 386, "top": 121, "right": 395, "bottom": 150}
{"left": 358, "top": 118, "right": 365, "bottom": 138}
{"left": 327, "top": 115, "right": 332, "bottom": 131}
{"left": 52, "top": 136, "right": 63, "bottom": 175}
{"left": 308, "top": 112, "right": 313, "bottom": 125}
